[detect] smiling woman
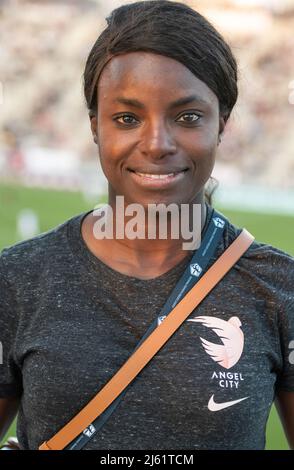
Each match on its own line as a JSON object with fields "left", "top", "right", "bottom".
{"left": 0, "top": 0, "right": 294, "bottom": 451}
{"left": 89, "top": 52, "right": 224, "bottom": 209}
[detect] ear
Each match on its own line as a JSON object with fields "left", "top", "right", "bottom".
{"left": 90, "top": 113, "right": 98, "bottom": 144}
{"left": 218, "top": 115, "right": 226, "bottom": 145}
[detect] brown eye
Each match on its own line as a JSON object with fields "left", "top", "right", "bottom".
{"left": 115, "top": 114, "right": 138, "bottom": 125}
{"left": 177, "top": 113, "right": 200, "bottom": 123}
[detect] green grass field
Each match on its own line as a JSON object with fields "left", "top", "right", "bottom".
{"left": 0, "top": 183, "right": 293, "bottom": 449}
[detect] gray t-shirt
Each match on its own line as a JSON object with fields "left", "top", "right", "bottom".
{"left": 0, "top": 204, "right": 293, "bottom": 450}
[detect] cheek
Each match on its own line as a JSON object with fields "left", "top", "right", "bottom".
{"left": 185, "top": 129, "right": 218, "bottom": 167}
{"left": 97, "top": 125, "right": 131, "bottom": 169}
{"left": 181, "top": 131, "right": 218, "bottom": 191}
{"left": 97, "top": 138, "right": 122, "bottom": 177}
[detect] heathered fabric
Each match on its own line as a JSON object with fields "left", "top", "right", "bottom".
{"left": 0, "top": 203, "right": 293, "bottom": 450}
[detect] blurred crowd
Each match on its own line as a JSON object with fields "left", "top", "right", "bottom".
{"left": 0, "top": 0, "right": 294, "bottom": 190}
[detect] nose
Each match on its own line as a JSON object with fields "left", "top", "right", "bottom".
{"left": 140, "top": 118, "right": 177, "bottom": 160}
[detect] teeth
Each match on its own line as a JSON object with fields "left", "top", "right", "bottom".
{"left": 136, "top": 172, "right": 176, "bottom": 179}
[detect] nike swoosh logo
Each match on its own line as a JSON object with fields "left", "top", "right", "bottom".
{"left": 208, "top": 394, "right": 249, "bottom": 411}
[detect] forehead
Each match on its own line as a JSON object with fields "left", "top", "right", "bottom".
{"left": 97, "top": 52, "right": 217, "bottom": 106}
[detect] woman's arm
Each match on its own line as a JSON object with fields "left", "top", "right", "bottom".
{"left": 0, "top": 397, "right": 20, "bottom": 443}
{"left": 275, "top": 391, "right": 294, "bottom": 450}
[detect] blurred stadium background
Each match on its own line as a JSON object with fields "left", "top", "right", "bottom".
{"left": 0, "top": 0, "right": 294, "bottom": 450}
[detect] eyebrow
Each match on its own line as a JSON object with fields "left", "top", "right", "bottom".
{"left": 114, "top": 94, "right": 209, "bottom": 109}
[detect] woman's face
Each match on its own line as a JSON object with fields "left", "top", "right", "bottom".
{"left": 91, "top": 52, "right": 225, "bottom": 207}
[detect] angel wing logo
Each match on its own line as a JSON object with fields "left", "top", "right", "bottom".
{"left": 187, "top": 316, "right": 244, "bottom": 369}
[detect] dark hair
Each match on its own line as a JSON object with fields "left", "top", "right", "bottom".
{"left": 83, "top": 0, "right": 238, "bottom": 204}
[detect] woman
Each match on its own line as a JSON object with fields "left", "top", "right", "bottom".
{"left": 0, "top": 0, "right": 293, "bottom": 450}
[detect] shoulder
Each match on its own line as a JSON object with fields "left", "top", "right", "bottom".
{"left": 224, "top": 216, "right": 294, "bottom": 302}
{"left": 241, "top": 236, "right": 293, "bottom": 281}
{"left": 223, "top": 211, "right": 294, "bottom": 268}
{"left": 0, "top": 212, "right": 86, "bottom": 284}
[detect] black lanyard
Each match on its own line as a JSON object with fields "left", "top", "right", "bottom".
{"left": 66, "top": 207, "right": 227, "bottom": 449}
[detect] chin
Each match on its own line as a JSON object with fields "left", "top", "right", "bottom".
{"left": 127, "top": 194, "right": 189, "bottom": 208}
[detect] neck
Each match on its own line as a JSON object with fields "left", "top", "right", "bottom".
{"left": 104, "top": 192, "right": 207, "bottom": 270}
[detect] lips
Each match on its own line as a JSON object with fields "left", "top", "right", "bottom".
{"left": 133, "top": 171, "right": 181, "bottom": 180}
{"left": 127, "top": 167, "right": 188, "bottom": 187}
{"left": 128, "top": 168, "right": 188, "bottom": 178}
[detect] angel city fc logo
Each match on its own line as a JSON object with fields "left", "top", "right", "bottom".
{"left": 190, "top": 263, "right": 202, "bottom": 277}
{"left": 158, "top": 315, "right": 167, "bottom": 326}
{"left": 189, "top": 217, "right": 225, "bottom": 277}
{"left": 187, "top": 315, "right": 249, "bottom": 411}
{"left": 212, "top": 217, "right": 225, "bottom": 228}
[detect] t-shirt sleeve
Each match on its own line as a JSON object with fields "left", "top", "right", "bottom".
{"left": 0, "top": 251, "right": 23, "bottom": 398}
{"left": 275, "top": 291, "right": 294, "bottom": 392}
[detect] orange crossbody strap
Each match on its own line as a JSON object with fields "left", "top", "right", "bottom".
{"left": 39, "top": 228, "right": 254, "bottom": 450}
